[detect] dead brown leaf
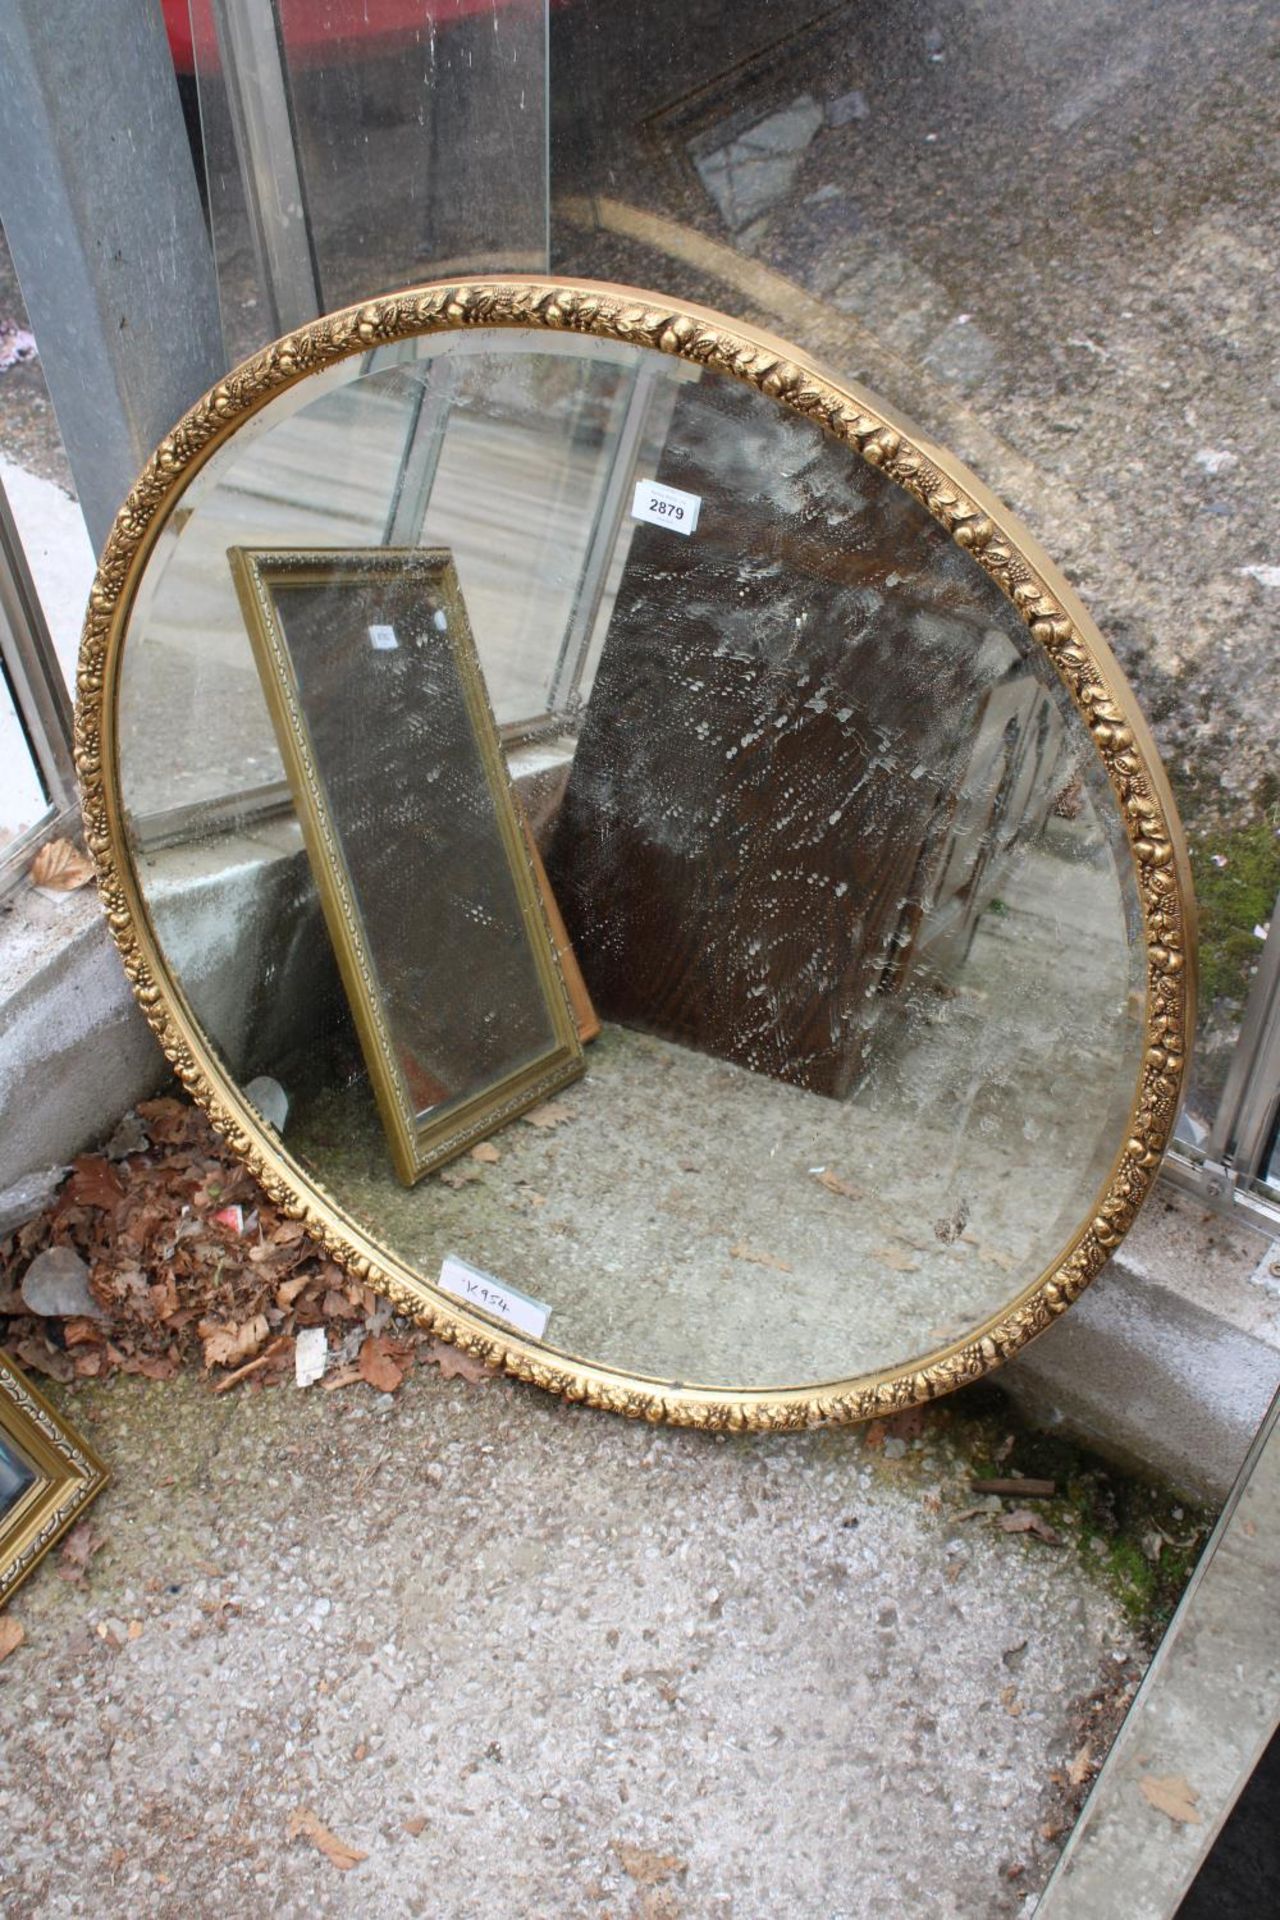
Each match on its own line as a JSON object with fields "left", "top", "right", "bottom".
{"left": 200, "top": 1314, "right": 270, "bottom": 1370}
{"left": 638, "top": 1892, "right": 681, "bottom": 1920}
{"left": 64, "top": 1155, "right": 126, "bottom": 1211}
{"left": 1139, "top": 1774, "right": 1201, "bottom": 1825}
{"left": 358, "top": 1334, "right": 405, "bottom": 1394}
{"left": 998, "top": 1508, "right": 1063, "bottom": 1545}
{"left": 147, "top": 1274, "right": 179, "bottom": 1320}
{"left": 12, "top": 1336, "right": 75, "bottom": 1382}
{"left": 814, "top": 1169, "right": 863, "bottom": 1200}
{"left": 870, "top": 1242, "right": 921, "bottom": 1273}
{"left": 612, "top": 1841, "right": 686, "bottom": 1885}
{"left": 29, "top": 836, "right": 94, "bottom": 891}
{"left": 57, "top": 1522, "right": 105, "bottom": 1587}
{"left": 125, "top": 1349, "right": 182, "bottom": 1382}
{"left": 1067, "top": 1743, "right": 1093, "bottom": 1788}
{"left": 63, "top": 1315, "right": 105, "bottom": 1348}
{"left": 469, "top": 1142, "right": 501, "bottom": 1164}
{"left": 402, "top": 1814, "right": 429, "bottom": 1837}
{"left": 522, "top": 1101, "right": 575, "bottom": 1130}
{"left": 0, "top": 1616, "right": 25, "bottom": 1662}
{"left": 439, "top": 1161, "right": 483, "bottom": 1189}
{"left": 322, "top": 1287, "right": 362, "bottom": 1320}
{"left": 287, "top": 1807, "right": 368, "bottom": 1870}
{"left": 728, "top": 1242, "right": 792, "bottom": 1272}
{"left": 423, "top": 1338, "right": 494, "bottom": 1384}
{"left": 210, "top": 1338, "right": 290, "bottom": 1394}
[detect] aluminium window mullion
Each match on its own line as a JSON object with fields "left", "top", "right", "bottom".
{"left": 1208, "top": 891, "right": 1280, "bottom": 1183}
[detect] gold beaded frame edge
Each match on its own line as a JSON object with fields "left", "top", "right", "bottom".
{"left": 76, "top": 276, "right": 1195, "bottom": 1430}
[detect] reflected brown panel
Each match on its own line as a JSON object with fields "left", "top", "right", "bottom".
{"left": 229, "top": 547, "right": 583, "bottom": 1183}
{"left": 550, "top": 376, "right": 1018, "bottom": 1097}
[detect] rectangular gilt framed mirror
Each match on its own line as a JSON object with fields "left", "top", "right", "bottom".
{"left": 1, "top": 1351, "right": 108, "bottom": 1606}
{"left": 228, "top": 546, "right": 584, "bottom": 1186}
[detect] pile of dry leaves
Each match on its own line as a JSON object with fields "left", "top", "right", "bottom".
{"left": 0, "top": 1095, "right": 491, "bottom": 1397}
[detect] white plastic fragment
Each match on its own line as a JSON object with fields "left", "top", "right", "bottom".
{"left": 295, "top": 1325, "right": 328, "bottom": 1388}
{"left": 244, "top": 1075, "right": 290, "bottom": 1133}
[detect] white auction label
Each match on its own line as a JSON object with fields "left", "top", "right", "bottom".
{"left": 438, "top": 1254, "right": 550, "bottom": 1339}
{"left": 632, "top": 478, "right": 701, "bottom": 536}
{"left": 368, "top": 622, "right": 399, "bottom": 651}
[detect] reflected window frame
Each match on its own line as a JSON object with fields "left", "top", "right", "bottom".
{"left": 0, "top": 475, "right": 78, "bottom": 896}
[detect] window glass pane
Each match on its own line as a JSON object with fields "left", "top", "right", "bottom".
{"left": 185, "top": 0, "right": 550, "bottom": 362}
{"left": 550, "top": 0, "right": 1278, "bottom": 1151}
{"left": 116, "top": 335, "right": 645, "bottom": 820}
{"left": 0, "top": 221, "right": 96, "bottom": 689}
{"left": 0, "top": 658, "right": 52, "bottom": 853}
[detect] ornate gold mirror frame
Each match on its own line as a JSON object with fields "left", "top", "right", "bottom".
{"left": 76, "top": 277, "right": 1194, "bottom": 1429}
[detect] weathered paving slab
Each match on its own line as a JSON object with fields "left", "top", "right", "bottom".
{"left": 0, "top": 1369, "right": 1141, "bottom": 1918}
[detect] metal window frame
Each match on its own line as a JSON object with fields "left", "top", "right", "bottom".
{"left": 1034, "top": 1384, "right": 1280, "bottom": 1918}
{"left": 205, "top": 0, "right": 324, "bottom": 338}
{"left": 0, "top": 476, "right": 79, "bottom": 895}
{"left": 1160, "top": 888, "right": 1280, "bottom": 1234}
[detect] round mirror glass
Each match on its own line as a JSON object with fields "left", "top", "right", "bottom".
{"left": 82, "top": 283, "right": 1192, "bottom": 1422}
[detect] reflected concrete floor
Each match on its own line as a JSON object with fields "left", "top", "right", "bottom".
{"left": 285, "top": 839, "right": 1138, "bottom": 1390}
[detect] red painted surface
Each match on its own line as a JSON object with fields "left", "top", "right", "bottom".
{"left": 162, "top": 2, "right": 544, "bottom": 76}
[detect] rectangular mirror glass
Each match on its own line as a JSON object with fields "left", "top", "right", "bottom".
{"left": 229, "top": 545, "right": 583, "bottom": 1183}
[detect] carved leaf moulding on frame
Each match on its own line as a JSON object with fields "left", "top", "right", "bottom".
{"left": 74, "top": 277, "right": 1195, "bottom": 1431}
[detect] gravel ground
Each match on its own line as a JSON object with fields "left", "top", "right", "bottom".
{"left": 0, "top": 1368, "right": 1137, "bottom": 1919}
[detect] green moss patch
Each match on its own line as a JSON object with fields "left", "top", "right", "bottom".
{"left": 1181, "top": 805, "right": 1280, "bottom": 1011}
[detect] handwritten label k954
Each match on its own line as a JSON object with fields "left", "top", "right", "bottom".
{"left": 438, "top": 1254, "right": 550, "bottom": 1339}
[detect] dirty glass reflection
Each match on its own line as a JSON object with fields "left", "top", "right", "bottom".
{"left": 117, "top": 331, "right": 1146, "bottom": 1389}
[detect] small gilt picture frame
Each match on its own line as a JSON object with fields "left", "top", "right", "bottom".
{"left": 228, "top": 546, "right": 584, "bottom": 1186}
{"left": 1, "top": 1351, "right": 108, "bottom": 1607}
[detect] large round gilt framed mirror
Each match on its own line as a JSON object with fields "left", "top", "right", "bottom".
{"left": 76, "top": 279, "right": 1193, "bottom": 1427}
